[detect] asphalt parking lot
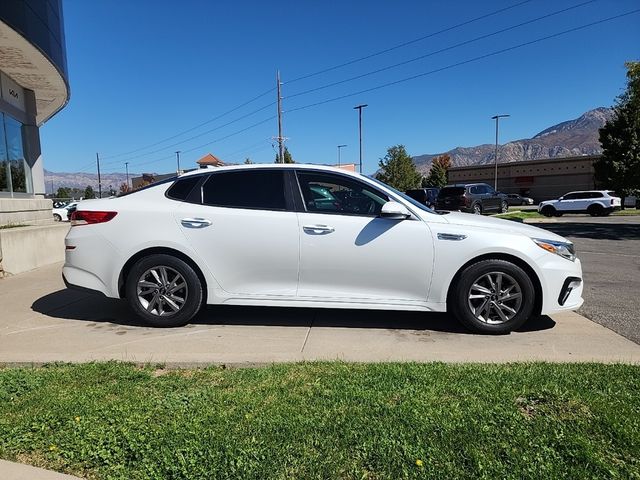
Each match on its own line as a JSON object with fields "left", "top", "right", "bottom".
{"left": 535, "top": 215, "right": 640, "bottom": 344}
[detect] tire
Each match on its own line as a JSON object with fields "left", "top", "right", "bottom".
{"left": 53, "top": 214, "right": 62, "bottom": 222}
{"left": 450, "top": 259, "right": 535, "bottom": 334}
{"left": 540, "top": 206, "right": 555, "bottom": 217}
{"left": 125, "top": 254, "right": 203, "bottom": 327}
{"left": 500, "top": 201, "right": 509, "bottom": 213}
{"left": 472, "top": 203, "right": 482, "bottom": 215}
{"left": 588, "top": 204, "right": 603, "bottom": 217}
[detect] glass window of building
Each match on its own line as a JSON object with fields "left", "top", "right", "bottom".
{"left": 0, "top": 113, "right": 7, "bottom": 193}
{"left": 0, "top": 112, "right": 31, "bottom": 195}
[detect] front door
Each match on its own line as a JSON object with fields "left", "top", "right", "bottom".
{"left": 175, "top": 169, "right": 299, "bottom": 296}
{"left": 294, "top": 170, "right": 433, "bottom": 303}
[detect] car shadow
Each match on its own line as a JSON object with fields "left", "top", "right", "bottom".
{"left": 540, "top": 222, "right": 640, "bottom": 240}
{"left": 31, "top": 290, "right": 556, "bottom": 335}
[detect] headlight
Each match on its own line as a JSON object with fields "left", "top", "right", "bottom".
{"left": 532, "top": 238, "right": 576, "bottom": 261}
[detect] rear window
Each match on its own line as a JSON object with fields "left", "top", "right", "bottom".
{"left": 438, "top": 187, "right": 465, "bottom": 197}
{"left": 166, "top": 175, "right": 202, "bottom": 201}
{"left": 202, "top": 170, "right": 286, "bottom": 210}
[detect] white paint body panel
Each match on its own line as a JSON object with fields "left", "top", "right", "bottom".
{"left": 63, "top": 164, "right": 584, "bottom": 319}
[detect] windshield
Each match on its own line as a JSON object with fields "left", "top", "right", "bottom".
{"left": 367, "top": 176, "right": 436, "bottom": 214}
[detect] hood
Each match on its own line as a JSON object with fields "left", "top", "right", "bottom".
{"left": 442, "top": 211, "right": 569, "bottom": 243}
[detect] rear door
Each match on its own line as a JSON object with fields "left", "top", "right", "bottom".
{"left": 174, "top": 169, "right": 300, "bottom": 296}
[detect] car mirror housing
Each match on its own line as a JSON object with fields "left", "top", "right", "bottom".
{"left": 380, "top": 201, "right": 411, "bottom": 220}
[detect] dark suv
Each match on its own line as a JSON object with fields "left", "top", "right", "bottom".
{"left": 436, "top": 183, "right": 508, "bottom": 214}
{"left": 405, "top": 187, "right": 440, "bottom": 208}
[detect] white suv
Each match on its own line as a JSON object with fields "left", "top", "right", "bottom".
{"left": 538, "top": 191, "right": 621, "bottom": 217}
{"left": 63, "top": 164, "right": 583, "bottom": 334}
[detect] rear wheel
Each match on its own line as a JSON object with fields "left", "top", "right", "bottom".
{"left": 472, "top": 203, "right": 482, "bottom": 215}
{"left": 500, "top": 201, "right": 508, "bottom": 213}
{"left": 53, "top": 213, "right": 62, "bottom": 222}
{"left": 125, "top": 254, "right": 203, "bottom": 327}
{"left": 450, "top": 259, "right": 535, "bottom": 334}
{"left": 541, "top": 205, "right": 556, "bottom": 217}
{"left": 588, "top": 204, "right": 604, "bottom": 217}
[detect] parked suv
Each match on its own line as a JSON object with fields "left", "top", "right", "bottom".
{"left": 405, "top": 187, "right": 440, "bottom": 208}
{"left": 436, "top": 183, "right": 508, "bottom": 214}
{"left": 538, "top": 191, "right": 621, "bottom": 217}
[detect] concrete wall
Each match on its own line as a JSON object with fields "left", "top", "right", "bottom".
{"left": 0, "top": 197, "right": 53, "bottom": 225}
{"left": 0, "top": 223, "right": 68, "bottom": 276}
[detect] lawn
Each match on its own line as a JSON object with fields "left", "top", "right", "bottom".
{"left": 494, "top": 208, "right": 640, "bottom": 222}
{"left": 1, "top": 362, "right": 639, "bottom": 479}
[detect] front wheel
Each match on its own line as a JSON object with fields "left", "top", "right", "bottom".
{"left": 472, "top": 203, "right": 482, "bottom": 215}
{"left": 125, "top": 254, "right": 203, "bottom": 327}
{"left": 500, "top": 201, "right": 508, "bottom": 213}
{"left": 540, "top": 206, "right": 555, "bottom": 217}
{"left": 53, "top": 213, "right": 62, "bottom": 222}
{"left": 450, "top": 259, "right": 535, "bottom": 334}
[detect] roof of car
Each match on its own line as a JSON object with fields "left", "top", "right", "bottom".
{"left": 179, "top": 163, "right": 365, "bottom": 179}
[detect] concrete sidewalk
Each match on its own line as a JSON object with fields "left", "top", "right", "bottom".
{"left": 1, "top": 262, "right": 639, "bottom": 364}
{"left": 0, "top": 460, "right": 82, "bottom": 479}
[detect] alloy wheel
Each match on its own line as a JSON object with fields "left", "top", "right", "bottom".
{"left": 136, "top": 266, "right": 188, "bottom": 316}
{"left": 467, "top": 271, "right": 523, "bottom": 324}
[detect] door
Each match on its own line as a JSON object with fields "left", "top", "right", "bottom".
{"left": 557, "top": 192, "right": 580, "bottom": 212}
{"left": 175, "top": 169, "right": 299, "bottom": 296}
{"left": 295, "top": 170, "right": 433, "bottom": 302}
{"left": 483, "top": 185, "right": 501, "bottom": 211}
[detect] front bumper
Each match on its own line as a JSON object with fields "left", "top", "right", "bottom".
{"left": 538, "top": 255, "right": 584, "bottom": 315}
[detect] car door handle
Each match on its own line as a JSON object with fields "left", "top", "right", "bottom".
{"left": 181, "top": 217, "right": 212, "bottom": 228}
{"left": 303, "top": 224, "right": 335, "bottom": 234}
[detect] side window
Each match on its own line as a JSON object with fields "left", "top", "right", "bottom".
{"left": 563, "top": 193, "right": 579, "bottom": 200}
{"left": 468, "top": 186, "right": 478, "bottom": 194}
{"left": 297, "top": 171, "right": 388, "bottom": 216}
{"left": 202, "top": 170, "right": 287, "bottom": 210}
{"left": 166, "top": 175, "right": 201, "bottom": 201}
{"left": 589, "top": 192, "right": 603, "bottom": 198}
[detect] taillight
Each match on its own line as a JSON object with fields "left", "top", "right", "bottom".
{"left": 611, "top": 199, "right": 614, "bottom": 206}
{"left": 71, "top": 211, "right": 117, "bottom": 226}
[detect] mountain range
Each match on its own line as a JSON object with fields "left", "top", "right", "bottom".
{"left": 412, "top": 107, "right": 613, "bottom": 174}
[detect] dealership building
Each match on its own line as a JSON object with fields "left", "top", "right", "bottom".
{"left": 0, "top": 0, "right": 69, "bottom": 224}
{"left": 448, "top": 154, "right": 600, "bottom": 202}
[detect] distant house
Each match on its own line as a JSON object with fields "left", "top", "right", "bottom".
{"left": 197, "top": 153, "right": 225, "bottom": 169}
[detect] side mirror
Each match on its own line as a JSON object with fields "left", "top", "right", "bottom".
{"left": 558, "top": 197, "right": 564, "bottom": 201}
{"left": 380, "top": 201, "right": 411, "bottom": 220}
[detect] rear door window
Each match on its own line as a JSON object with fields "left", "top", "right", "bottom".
{"left": 202, "top": 170, "right": 287, "bottom": 210}
{"left": 439, "top": 187, "right": 465, "bottom": 197}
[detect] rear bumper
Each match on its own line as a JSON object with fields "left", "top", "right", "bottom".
{"left": 62, "top": 271, "right": 106, "bottom": 297}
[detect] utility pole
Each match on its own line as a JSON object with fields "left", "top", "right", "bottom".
{"left": 353, "top": 104, "right": 368, "bottom": 174}
{"left": 175, "top": 151, "right": 181, "bottom": 174}
{"left": 96, "top": 152, "right": 102, "bottom": 198}
{"left": 337, "top": 144, "right": 347, "bottom": 167}
{"left": 491, "top": 114, "right": 510, "bottom": 191}
{"left": 276, "top": 70, "right": 284, "bottom": 163}
{"left": 124, "top": 162, "right": 129, "bottom": 188}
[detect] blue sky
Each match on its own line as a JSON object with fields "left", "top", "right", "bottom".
{"left": 41, "top": 0, "right": 640, "bottom": 175}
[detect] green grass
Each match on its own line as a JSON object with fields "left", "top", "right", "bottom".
{"left": 493, "top": 210, "right": 544, "bottom": 221}
{"left": 0, "top": 223, "right": 29, "bottom": 230}
{"left": 1, "top": 363, "right": 639, "bottom": 479}
{"left": 613, "top": 208, "right": 640, "bottom": 216}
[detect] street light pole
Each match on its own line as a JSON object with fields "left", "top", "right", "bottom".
{"left": 491, "top": 114, "right": 510, "bottom": 191}
{"left": 337, "top": 144, "right": 347, "bottom": 166}
{"left": 175, "top": 151, "right": 181, "bottom": 174}
{"left": 353, "top": 104, "right": 368, "bottom": 174}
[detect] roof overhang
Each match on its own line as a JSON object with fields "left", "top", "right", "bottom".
{"left": 0, "top": 19, "right": 69, "bottom": 125}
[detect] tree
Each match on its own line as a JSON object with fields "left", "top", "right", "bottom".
{"left": 422, "top": 154, "right": 451, "bottom": 188}
{"left": 375, "top": 145, "right": 421, "bottom": 191}
{"left": 83, "top": 185, "right": 96, "bottom": 199}
{"left": 56, "top": 187, "right": 71, "bottom": 198}
{"left": 595, "top": 61, "right": 640, "bottom": 208}
{"left": 119, "top": 183, "right": 131, "bottom": 194}
{"left": 275, "top": 146, "right": 294, "bottom": 164}
{"left": 244, "top": 158, "right": 254, "bottom": 164}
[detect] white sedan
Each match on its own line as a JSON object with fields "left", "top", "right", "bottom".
{"left": 52, "top": 201, "right": 78, "bottom": 222}
{"left": 63, "top": 164, "right": 583, "bottom": 334}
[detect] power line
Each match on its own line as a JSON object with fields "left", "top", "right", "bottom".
{"left": 98, "top": 101, "right": 275, "bottom": 167}
{"left": 286, "top": 9, "right": 640, "bottom": 114}
{"left": 284, "top": 0, "right": 534, "bottom": 85}
{"left": 100, "top": 86, "right": 275, "bottom": 160}
{"left": 286, "top": 0, "right": 596, "bottom": 100}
